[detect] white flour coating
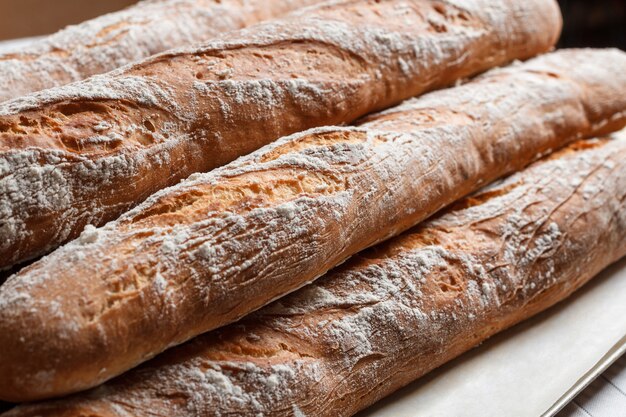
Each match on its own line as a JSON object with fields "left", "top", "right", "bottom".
{"left": 175, "top": 132, "right": 622, "bottom": 413}
{"left": 0, "top": 0, "right": 321, "bottom": 102}
{"left": 0, "top": 133, "right": 190, "bottom": 266}
{"left": 1, "top": 49, "right": 625, "bottom": 404}
{"left": 371, "top": 47, "right": 626, "bottom": 135}
{"left": 0, "top": 0, "right": 563, "bottom": 269}
{"left": 0, "top": 74, "right": 179, "bottom": 115}
{"left": 12, "top": 131, "right": 626, "bottom": 417}
{"left": 146, "top": 46, "right": 617, "bottom": 200}
{"left": 3, "top": 47, "right": 611, "bottom": 282}
{"left": 78, "top": 225, "right": 99, "bottom": 244}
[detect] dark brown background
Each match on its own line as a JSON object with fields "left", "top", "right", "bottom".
{"left": 0, "top": 0, "right": 137, "bottom": 40}
{"left": 558, "top": 0, "right": 625, "bottom": 49}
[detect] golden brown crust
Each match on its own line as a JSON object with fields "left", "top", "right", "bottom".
{"left": 0, "top": 0, "right": 562, "bottom": 269}
{"left": 7, "top": 131, "right": 626, "bottom": 417}
{"left": 0, "top": 0, "right": 321, "bottom": 102}
{"left": 0, "top": 48, "right": 625, "bottom": 402}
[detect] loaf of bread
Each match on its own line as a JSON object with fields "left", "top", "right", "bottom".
{"left": 7, "top": 129, "right": 626, "bottom": 417}
{"left": 0, "top": 0, "right": 562, "bottom": 269}
{"left": 1, "top": 48, "right": 625, "bottom": 402}
{"left": 0, "top": 0, "right": 322, "bottom": 102}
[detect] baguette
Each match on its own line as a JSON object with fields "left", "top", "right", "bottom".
{"left": 0, "top": 0, "right": 321, "bottom": 102}
{"left": 6, "top": 130, "right": 626, "bottom": 417}
{"left": 0, "top": 0, "right": 562, "bottom": 269}
{"left": 1, "top": 49, "right": 625, "bottom": 402}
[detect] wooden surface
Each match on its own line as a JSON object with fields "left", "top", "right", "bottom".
{"left": 0, "top": 0, "right": 138, "bottom": 40}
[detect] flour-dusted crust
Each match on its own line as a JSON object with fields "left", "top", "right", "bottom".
{"left": 0, "top": 0, "right": 562, "bottom": 269}
{"left": 1, "top": 49, "right": 625, "bottom": 402}
{"left": 0, "top": 0, "right": 321, "bottom": 102}
{"left": 7, "top": 130, "right": 626, "bottom": 417}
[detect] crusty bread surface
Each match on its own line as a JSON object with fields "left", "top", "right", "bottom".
{"left": 0, "top": 48, "right": 625, "bottom": 402}
{"left": 0, "top": 0, "right": 562, "bottom": 269}
{"left": 0, "top": 0, "right": 322, "bottom": 102}
{"left": 6, "top": 130, "right": 626, "bottom": 417}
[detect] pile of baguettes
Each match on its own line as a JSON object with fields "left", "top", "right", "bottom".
{"left": 0, "top": 0, "right": 625, "bottom": 415}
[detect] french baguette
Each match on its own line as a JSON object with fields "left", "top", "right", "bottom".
{"left": 6, "top": 130, "right": 626, "bottom": 417}
{"left": 0, "top": 0, "right": 562, "bottom": 269}
{"left": 1, "top": 49, "right": 625, "bottom": 402}
{"left": 0, "top": 0, "right": 321, "bottom": 102}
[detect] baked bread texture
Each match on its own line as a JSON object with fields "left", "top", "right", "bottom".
{"left": 0, "top": 0, "right": 322, "bottom": 102}
{"left": 0, "top": 48, "right": 625, "bottom": 402}
{"left": 5, "top": 130, "right": 626, "bottom": 417}
{"left": 0, "top": 0, "right": 562, "bottom": 269}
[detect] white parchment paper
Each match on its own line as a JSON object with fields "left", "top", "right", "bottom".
{"left": 361, "top": 258, "right": 626, "bottom": 417}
